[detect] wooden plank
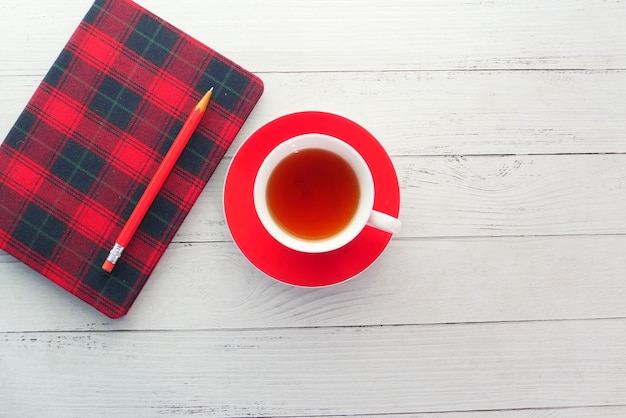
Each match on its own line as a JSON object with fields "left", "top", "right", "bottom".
{"left": 1, "top": 0, "right": 626, "bottom": 74}
{"left": 5, "top": 70, "right": 626, "bottom": 157}
{"left": 177, "top": 153, "right": 626, "bottom": 241}
{"left": 251, "top": 70, "right": 626, "bottom": 157}
{"left": 312, "top": 408, "right": 626, "bottom": 418}
{"left": 3, "top": 319, "right": 626, "bottom": 416}
{"left": 2, "top": 235, "right": 626, "bottom": 331}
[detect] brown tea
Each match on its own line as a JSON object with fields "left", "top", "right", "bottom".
{"left": 266, "top": 148, "right": 360, "bottom": 240}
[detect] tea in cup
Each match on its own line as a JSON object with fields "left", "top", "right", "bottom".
{"left": 253, "top": 134, "right": 400, "bottom": 253}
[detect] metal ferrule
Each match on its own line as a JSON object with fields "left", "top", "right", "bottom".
{"left": 106, "top": 243, "right": 125, "bottom": 264}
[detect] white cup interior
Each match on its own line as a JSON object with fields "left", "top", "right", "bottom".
{"left": 253, "top": 134, "right": 374, "bottom": 253}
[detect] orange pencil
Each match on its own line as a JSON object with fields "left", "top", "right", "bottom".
{"left": 102, "top": 88, "right": 213, "bottom": 273}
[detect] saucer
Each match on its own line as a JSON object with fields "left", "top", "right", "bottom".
{"left": 223, "top": 111, "right": 400, "bottom": 287}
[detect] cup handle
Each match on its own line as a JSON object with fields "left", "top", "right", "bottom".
{"left": 367, "top": 210, "right": 401, "bottom": 234}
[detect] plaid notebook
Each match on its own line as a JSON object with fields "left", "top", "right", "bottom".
{"left": 0, "top": 0, "right": 264, "bottom": 318}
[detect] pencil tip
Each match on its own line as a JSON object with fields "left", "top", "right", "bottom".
{"left": 196, "top": 88, "right": 213, "bottom": 111}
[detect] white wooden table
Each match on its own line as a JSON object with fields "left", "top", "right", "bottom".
{"left": 2, "top": 1, "right": 626, "bottom": 416}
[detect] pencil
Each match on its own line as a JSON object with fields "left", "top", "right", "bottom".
{"left": 102, "top": 88, "right": 213, "bottom": 273}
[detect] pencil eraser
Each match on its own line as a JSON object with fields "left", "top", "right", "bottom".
{"left": 102, "top": 260, "right": 115, "bottom": 273}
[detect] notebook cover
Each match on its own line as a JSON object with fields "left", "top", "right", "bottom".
{"left": 0, "top": 0, "right": 264, "bottom": 318}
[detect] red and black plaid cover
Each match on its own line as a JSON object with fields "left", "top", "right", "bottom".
{"left": 0, "top": 0, "right": 264, "bottom": 318}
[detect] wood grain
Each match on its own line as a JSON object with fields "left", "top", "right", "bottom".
{"left": 1, "top": 0, "right": 626, "bottom": 74}
{"left": 3, "top": 319, "right": 626, "bottom": 416}
{"left": 253, "top": 70, "right": 626, "bottom": 157}
{"left": 3, "top": 235, "right": 626, "bottom": 332}
{"left": 179, "top": 153, "right": 626, "bottom": 241}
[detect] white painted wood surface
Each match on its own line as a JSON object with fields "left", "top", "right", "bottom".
{"left": 1, "top": 0, "right": 625, "bottom": 416}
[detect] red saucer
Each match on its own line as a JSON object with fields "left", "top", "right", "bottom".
{"left": 223, "top": 112, "right": 400, "bottom": 287}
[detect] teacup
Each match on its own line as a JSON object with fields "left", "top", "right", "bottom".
{"left": 253, "top": 134, "right": 401, "bottom": 253}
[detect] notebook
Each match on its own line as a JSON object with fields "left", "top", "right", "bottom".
{"left": 0, "top": 0, "right": 264, "bottom": 318}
